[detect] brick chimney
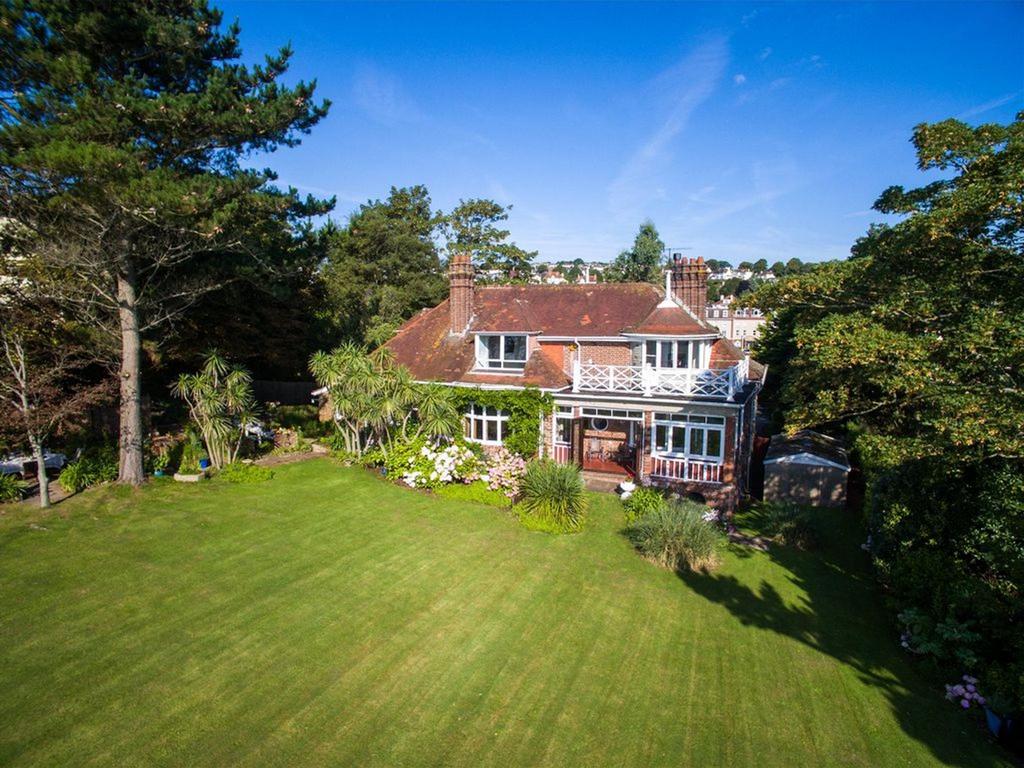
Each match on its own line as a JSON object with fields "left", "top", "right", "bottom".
{"left": 448, "top": 252, "right": 474, "bottom": 335}
{"left": 671, "top": 255, "right": 708, "bottom": 318}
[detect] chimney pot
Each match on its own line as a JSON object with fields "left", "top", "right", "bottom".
{"left": 448, "top": 253, "right": 474, "bottom": 335}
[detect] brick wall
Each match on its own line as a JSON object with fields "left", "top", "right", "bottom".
{"left": 576, "top": 341, "right": 632, "bottom": 367}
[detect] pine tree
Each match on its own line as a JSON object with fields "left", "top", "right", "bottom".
{"left": 0, "top": 1, "right": 331, "bottom": 483}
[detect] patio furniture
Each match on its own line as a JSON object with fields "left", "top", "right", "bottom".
{"left": 586, "top": 438, "right": 605, "bottom": 462}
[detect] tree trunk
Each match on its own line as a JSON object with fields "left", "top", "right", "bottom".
{"left": 30, "top": 435, "right": 50, "bottom": 509}
{"left": 117, "top": 266, "right": 145, "bottom": 485}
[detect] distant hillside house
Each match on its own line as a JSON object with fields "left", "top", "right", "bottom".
{"left": 705, "top": 296, "right": 767, "bottom": 351}
{"left": 384, "top": 254, "right": 763, "bottom": 510}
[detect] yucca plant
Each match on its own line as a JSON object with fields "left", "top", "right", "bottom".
{"left": 625, "top": 500, "right": 723, "bottom": 572}
{"left": 0, "top": 473, "right": 26, "bottom": 503}
{"left": 518, "top": 459, "right": 587, "bottom": 533}
{"left": 171, "top": 352, "right": 255, "bottom": 469}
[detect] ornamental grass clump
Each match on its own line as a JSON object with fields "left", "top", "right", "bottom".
{"left": 625, "top": 500, "right": 724, "bottom": 572}
{"left": 517, "top": 459, "right": 587, "bottom": 533}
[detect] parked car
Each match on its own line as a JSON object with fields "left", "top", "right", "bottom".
{"left": 0, "top": 451, "right": 67, "bottom": 477}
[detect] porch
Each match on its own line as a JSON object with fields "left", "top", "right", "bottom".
{"left": 548, "top": 407, "right": 727, "bottom": 487}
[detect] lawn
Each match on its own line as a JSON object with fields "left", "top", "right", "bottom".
{"left": 0, "top": 459, "right": 1009, "bottom": 767}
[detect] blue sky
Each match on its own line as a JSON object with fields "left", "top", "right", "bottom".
{"left": 221, "top": 1, "right": 1023, "bottom": 265}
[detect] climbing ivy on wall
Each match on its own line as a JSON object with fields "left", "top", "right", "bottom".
{"left": 450, "top": 387, "right": 554, "bottom": 458}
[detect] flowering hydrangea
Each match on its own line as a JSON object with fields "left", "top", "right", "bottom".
{"left": 401, "top": 443, "right": 481, "bottom": 489}
{"left": 484, "top": 447, "right": 527, "bottom": 499}
{"left": 944, "top": 675, "right": 986, "bottom": 710}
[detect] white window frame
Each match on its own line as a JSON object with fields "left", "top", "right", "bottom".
{"left": 651, "top": 412, "right": 725, "bottom": 463}
{"left": 465, "top": 403, "right": 509, "bottom": 445}
{"left": 554, "top": 405, "right": 573, "bottom": 446}
{"left": 643, "top": 339, "right": 709, "bottom": 369}
{"left": 475, "top": 334, "right": 528, "bottom": 371}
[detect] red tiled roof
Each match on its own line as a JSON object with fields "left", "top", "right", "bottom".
{"left": 631, "top": 304, "right": 713, "bottom": 335}
{"left": 469, "top": 283, "right": 699, "bottom": 336}
{"left": 385, "top": 283, "right": 720, "bottom": 388}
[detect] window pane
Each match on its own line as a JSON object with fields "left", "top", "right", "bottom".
{"left": 556, "top": 419, "right": 571, "bottom": 444}
{"left": 504, "top": 335, "right": 526, "bottom": 360}
{"left": 486, "top": 336, "right": 501, "bottom": 360}
{"left": 487, "top": 420, "right": 498, "bottom": 442}
{"left": 473, "top": 419, "right": 483, "bottom": 440}
{"left": 707, "top": 429, "right": 722, "bottom": 458}
{"left": 679, "top": 343, "right": 687, "bottom": 367}
{"left": 485, "top": 406, "right": 497, "bottom": 416}
{"left": 655, "top": 425, "right": 668, "bottom": 452}
{"left": 671, "top": 426, "right": 686, "bottom": 453}
{"left": 689, "top": 427, "right": 705, "bottom": 456}
{"left": 464, "top": 418, "right": 472, "bottom": 439}
{"left": 660, "top": 342, "right": 672, "bottom": 368}
{"left": 645, "top": 341, "right": 657, "bottom": 366}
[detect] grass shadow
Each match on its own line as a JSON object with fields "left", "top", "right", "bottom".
{"left": 676, "top": 506, "right": 1009, "bottom": 767}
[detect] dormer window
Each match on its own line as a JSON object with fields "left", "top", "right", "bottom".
{"left": 476, "top": 334, "right": 527, "bottom": 371}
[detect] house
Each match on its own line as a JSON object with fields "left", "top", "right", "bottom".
{"left": 763, "top": 430, "right": 850, "bottom": 508}
{"left": 705, "top": 296, "right": 767, "bottom": 351}
{"left": 384, "top": 253, "right": 763, "bottom": 510}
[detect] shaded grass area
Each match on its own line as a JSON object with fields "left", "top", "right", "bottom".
{"left": 0, "top": 460, "right": 1009, "bottom": 767}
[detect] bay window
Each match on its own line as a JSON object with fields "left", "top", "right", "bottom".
{"left": 644, "top": 339, "right": 705, "bottom": 369}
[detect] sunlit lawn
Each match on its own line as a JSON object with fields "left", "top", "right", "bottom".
{"left": 0, "top": 459, "right": 1009, "bottom": 766}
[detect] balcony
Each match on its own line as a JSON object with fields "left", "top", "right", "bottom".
{"left": 572, "top": 358, "right": 749, "bottom": 399}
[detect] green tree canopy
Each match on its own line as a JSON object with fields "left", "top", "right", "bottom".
{"left": 751, "top": 113, "right": 1024, "bottom": 708}
{"left": 322, "top": 186, "right": 446, "bottom": 347}
{"left": 441, "top": 198, "right": 536, "bottom": 281}
{"left": 0, "top": 0, "right": 331, "bottom": 483}
{"left": 607, "top": 220, "right": 665, "bottom": 283}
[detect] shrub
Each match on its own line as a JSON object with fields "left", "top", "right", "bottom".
{"left": 759, "top": 502, "right": 819, "bottom": 550}
{"left": 625, "top": 501, "right": 724, "bottom": 572}
{"left": 0, "top": 473, "right": 26, "bottom": 504}
{"left": 482, "top": 446, "right": 527, "bottom": 499}
{"left": 517, "top": 460, "right": 587, "bottom": 533}
{"left": 215, "top": 462, "right": 274, "bottom": 483}
{"left": 58, "top": 445, "right": 118, "bottom": 494}
{"left": 177, "top": 437, "right": 204, "bottom": 475}
{"left": 389, "top": 438, "right": 482, "bottom": 490}
{"left": 623, "top": 487, "right": 667, "bottom": 524}
{"left": 434, "top": 480, "right": 511, "bottom": 508}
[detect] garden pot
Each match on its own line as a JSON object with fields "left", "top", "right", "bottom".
{"left": 985, "top": 707, "right": 1015, "bottom": 741}
{"left": 173, "top": 472, "right": 206, "bottom": 483}
{"left": 199, "top": 458, "right": 211, "bottom": 470}
{"left": 154, "top": 470, "right": 165, "bottom": 478}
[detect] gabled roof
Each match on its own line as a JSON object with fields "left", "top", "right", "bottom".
{"left": 765, "top": 430, "right": 850, "bottom": 470}
{"left": 385, "top": 282, "right": 725, "bottom": 389}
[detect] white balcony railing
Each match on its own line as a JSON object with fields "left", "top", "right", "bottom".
{"left": 572, "top": 358, "right": 749, "bottom": 399}
{"left": 649, "top": 456, "right": 724, "bottom": 484}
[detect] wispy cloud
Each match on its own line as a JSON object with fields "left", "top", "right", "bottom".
{"left": 352, "top": 63, "right": 424, "bottom": 125}
{"left": 958, "top": 91, "right": 1021, "bottom": 120}
{"left": 733, "top": 73, "right": 747, "bottom": 86}
{"left": 607, "top": 38, "right": 729, "bottom": 220}
{"left": 759, "top": 47, "right": 773, "bottom": 61}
